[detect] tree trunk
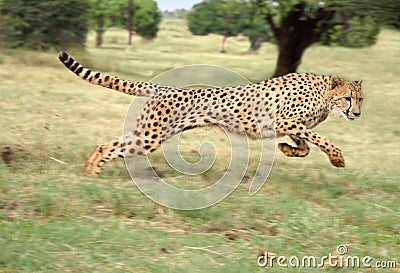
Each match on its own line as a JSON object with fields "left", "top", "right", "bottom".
{"left": 220, "top": 35, "right": 228, "bottom": 53}
{"left": 249, "top": 36, "right": 263, "bottom": 51}
{"left": 127, "top": 31, "right": 134, "bottom": 46}
{"left": 95, "top": 29, "right": 105, "bottom": 48}
{"left": 126, "top": 0, "right": 134, "bottom": 46}
{"left": 272, "top": 5, "right": 318, "bottom": 77}
{"left": 260, "top": 1, "right": 335, "bottom": 77}
{"left": 273, "top": 30, "right": 310, "bottom": 77}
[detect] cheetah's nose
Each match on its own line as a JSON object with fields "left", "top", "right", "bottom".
{"left": 354, "top": 112, "right": 360, "bottom": 117}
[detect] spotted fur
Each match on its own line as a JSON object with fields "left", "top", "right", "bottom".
{"left": 58, "top": 51, "right": 363, "bottom": 174}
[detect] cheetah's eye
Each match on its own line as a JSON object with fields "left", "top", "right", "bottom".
{"left": 345, "top": 97, "right": 351, "bottom": 102}
{"left": 359, "top": 98, "right": 363, "bottom": 103}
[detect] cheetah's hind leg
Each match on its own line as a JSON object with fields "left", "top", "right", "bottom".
{"left": 278, "top": 135, "right": 310, "bottom": 158}
{"left": 83, "top": 137, "right": 124, "bottom": 175}
{"left": 83, "top": 132, "right": 150, "bottom": 175}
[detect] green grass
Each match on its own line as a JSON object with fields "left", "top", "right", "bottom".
{"left": 0, "top": 19, "right": 399, "bottom": 272}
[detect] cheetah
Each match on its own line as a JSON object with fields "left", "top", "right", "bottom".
{"left": 58, "top": 51, "right": 363, "bottom": 175}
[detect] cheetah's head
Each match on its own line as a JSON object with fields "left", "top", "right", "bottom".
{"left": 328, "top": 76, "right": 363, "bottom": 121}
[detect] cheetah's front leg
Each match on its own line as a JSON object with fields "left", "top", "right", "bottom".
{"left": 275, "top": 120, "right": 345, "bottom": 167}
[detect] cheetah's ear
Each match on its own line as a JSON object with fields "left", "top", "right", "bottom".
{"left": 330, "top": 76, "right": 342, "bottom": 89}
{"left": 354, "top": 80, "right": 362, "bottom": 85}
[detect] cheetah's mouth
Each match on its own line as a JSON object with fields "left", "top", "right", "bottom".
{"left": 341, "top": 111, "right": 357, "bottom": 121}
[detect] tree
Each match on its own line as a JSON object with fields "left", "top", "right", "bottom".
{"left": 320, "top": 15, "right": 380, "bottom": 47}
{"left": 255, "top": 0, "right": 335, "bottom": 77}
{"left": 88, "top": 0, "right": 161, "bottom": 47}
{"left": 239, "top": 2, "right": 272, "bottom": 51}
{"left": 88, "top": 0, "right": 115, "bottom": 47}
{"left": 255, "top": 0, "right": 400, "bottom": 77}
{"left": 114, "top": 0, "right": 162, "bottom": 45}
{"left": 132, "top": 0, "right": 162, "bottom": 40}
{"left": 188, "top": 0, "right": 272, "bottom": 52}
{"left": 126, "top": 0, "right": 134, "bottom": 46}
{"left": 0, "top": 0, "right": 4, "bottom": 48}
{"left": 0, "top": 0, "right": 89, "bottom": 50}
{"left": 188, "top": 0, "right": 242, "bottom": 53}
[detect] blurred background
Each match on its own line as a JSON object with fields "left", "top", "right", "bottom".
{"left": 0, "top": 0, "right": 399, "bottom": 272}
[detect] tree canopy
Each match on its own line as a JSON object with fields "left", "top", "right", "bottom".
{"left": 0, "top": 0, "right": 89, "bottom": 50}
{"left": 0, "top": 0, "right": 162, "bottom": 50}
{"left": 239, "top": 1, "right": 272, "bottom": 51}
{"left": 126, "top": 0, "right": 162, "bottom": 40}
{"left": 88, "top": 0, "right": 162, "bottom": 47}
{"left": 87, "top": 0, "right": 116, "bottom": 47}
{"left": 187, "top": 0, "right": 271, "bottom": 52}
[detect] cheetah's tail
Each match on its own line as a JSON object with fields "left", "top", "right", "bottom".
{"left": 58, "top": 51, "right": 156, "bottom": 97}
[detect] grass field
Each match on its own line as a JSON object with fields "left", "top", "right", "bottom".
{"left": 0, "top": 19, "right": 399, "bottom": 272}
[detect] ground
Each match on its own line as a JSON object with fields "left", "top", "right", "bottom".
{"left": 0, "top": 19, "right": 399, "bottom": 272}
